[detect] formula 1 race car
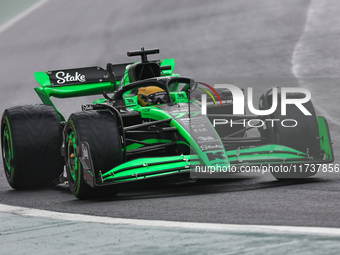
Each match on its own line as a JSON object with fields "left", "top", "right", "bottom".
{"left": 1, "top": 48, "right": 334, "bottom": 199}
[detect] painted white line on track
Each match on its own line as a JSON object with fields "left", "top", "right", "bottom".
{"left": 291, "top": 0, "right": 313, "bottom": 79}
{"left": 1, "top": 203, "right": 340, "bottom": 236}
{"left": 292, "top": 0, "right": 340, "bottom": 127}
{"left": 0, "top": 0, "right": 50, "bottom": 34}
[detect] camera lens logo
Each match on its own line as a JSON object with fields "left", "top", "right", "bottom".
{"left": 196, "top": 82, "right": 223, "bottom": 107}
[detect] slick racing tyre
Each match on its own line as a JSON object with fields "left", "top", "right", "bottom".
{"left": 1, "top": 105, "right": 64, "bottom": 189}
{"left": 261, "top": 92, "right": 321, "bottom": 179}
{"left": 65, "top": 110, "right": 122, "bottom": 199}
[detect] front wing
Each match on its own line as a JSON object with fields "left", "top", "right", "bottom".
{"left": 80, "top": 143, "right": 333, "bottom": 187}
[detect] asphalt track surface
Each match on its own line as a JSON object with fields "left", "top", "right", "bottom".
{"left": 0, "top": 0, "right": 340, "bottom": 230}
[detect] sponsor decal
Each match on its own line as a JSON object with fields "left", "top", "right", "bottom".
{"left": 56, "top": 71, "right": 86, "bottom": 84}
{"left": 197, "top": 136, "right": 216, "bottom": 141}
{"left": 200, "top": 144, "right": 224, "bottom": 151}
{"left": 191, "top": 124, "right": 205, "bottom": 128}
{"left": 47, "top": 66, "right": 110, "bottom": 86}
{"left": 82, "top": 104, "right": 93, "bottom": 111}
{"left": 81, "top": 143, "right": 89, "bottom": 159}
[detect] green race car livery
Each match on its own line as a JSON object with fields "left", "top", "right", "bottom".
{"left": 1, "top": 48, "right": 334, "bottom": 199}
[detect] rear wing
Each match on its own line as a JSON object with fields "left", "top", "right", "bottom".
{"left": 34, "top": 64, "right": 130, "bottom": 121}
{"left": 34, "top": 59, "right": 175, "bottom": 121}
{"left": 35, "top": 63, "right": 131, "bottom": 87}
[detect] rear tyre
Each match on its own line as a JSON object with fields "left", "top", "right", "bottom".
{"left": 1, "top": 105, "right": 64, "bottom": 189}
{"left": 65, "top": 110, "right": 122, "bottom": 199}
{"left": 261, "top": 92, "right": 321, "bottom": 179}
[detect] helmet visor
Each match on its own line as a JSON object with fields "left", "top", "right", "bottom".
{"left": 144, "top": 92, "right": 167, "bottom": 105}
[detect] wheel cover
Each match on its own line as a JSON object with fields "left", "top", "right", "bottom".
{"left": 67, "top": 132, "right": 78, "bottom": 182}
{"left": 2, "top": 125, "right": 13, "bottom": 175}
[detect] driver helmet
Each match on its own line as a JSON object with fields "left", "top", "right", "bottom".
{"left": 137, "top": 86, "right": 167, "bottom": 107}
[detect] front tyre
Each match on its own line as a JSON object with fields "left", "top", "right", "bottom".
{"left": 261, "top": 92, "right": 321, "bottom": 179}
{"left": 65, "top": 110, "right": 122, "bottom": 199}
{"left": 1, "top": 105, "right": 64, "bottom": 189}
